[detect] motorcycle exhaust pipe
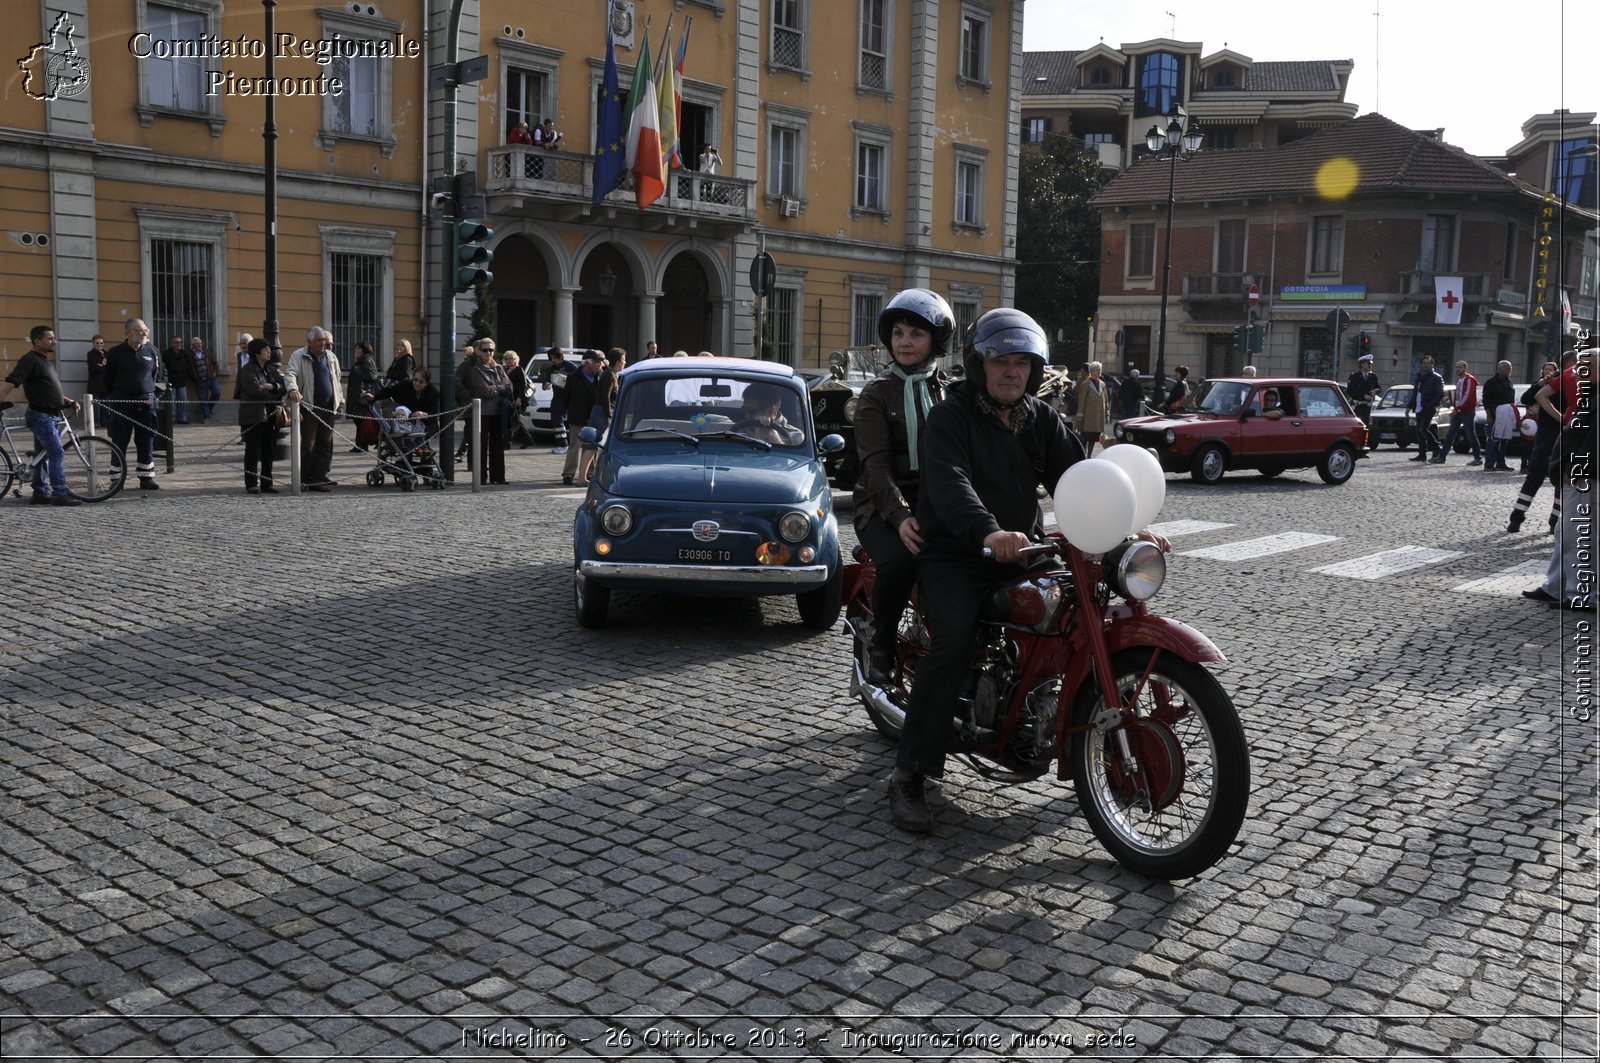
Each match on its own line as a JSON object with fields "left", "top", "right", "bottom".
{"left": 845, "top": 618, "right": 910, "bottom": 730}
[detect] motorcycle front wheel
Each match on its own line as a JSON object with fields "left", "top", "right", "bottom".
{"left": 1069, "top": 649, "right": 1249, "bottom": 880}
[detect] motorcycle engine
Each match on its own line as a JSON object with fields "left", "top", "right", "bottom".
{"left": 1005, "top": 679, "right": 1061, "bottom": 768}
{"left": 968, "top": 635, "right": 1018, "bottom": 729}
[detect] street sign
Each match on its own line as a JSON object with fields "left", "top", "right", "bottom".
{"left": 1325, "top": 308, "right": 1350, "bottom": 335}
{"left": 1247, "top": 284, "right": 1260, "bottom": 307}
{"left": 456, "top": 55, "right": 489, "bottom": 84}
{"left": 749, "top": 252, "right": 777, "bottom": 298}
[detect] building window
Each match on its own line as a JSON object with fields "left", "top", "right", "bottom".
{"left": 1122, "top": 325, "right": 1151, "bottom": 373}
{"left": 1206, "top": 127, "right": 1239, "bottom": 150}
{"left": 959, "top": 11, "right": 988, "bottom": 85}
{"left": 767, "top": 287, "right": 799, "bottom": 365}
{"left": 768, "top": 121, "right": 805, "bottom": 198}
{"left": 772, "top": 0, "right": 806, "bottom": 72}
{"left": 1554, "top": 137, "right": 1597, "bottom": 207}
{"left": 1310, "top": 215, "right": 1343, "bottom": 274}
{"left": 1503, "top": 223, "right": 1519, "bottom": 283}
{"left": 955, "top": 156, "right": 984, "bottom": 228}
{"left": 1137, "top": 51, "right": 1180, "bottom": 117}
{"left": 505, "top": 67, "right": 548, "bottom": 138}
{"left": 317, "top": 9, "right": 400, "bottom": 154}
{"left": 1216, "top": 219, "right": 1247, "bottom": 276}
{"left": 321, "top": 227, "right": 395, "bottom": 370}
{"left": 1024, "top": 117, "right": 1050, "bottom": 143}
{"left": 953, "top": 299, "right": 980, "bottom": 351}
{"left": 1089, "top": 64, "right": 1113, "bottom": 86}
{"left": 853, "top": 291, "right": 885, "bottom": 347}
{"left": 1420, "top": 213, "right": 1456, "bottom": 272}
{"left": 136, "top": 0, "right": 223, "bottom": 130}
{"left": 1210, "top": 66, "right": 1237, "bottom": 88}
{"left": 1128, "top": 223, "right": 1156, "bottom": 277}
{"left": 859, "top": 0, "right": 887, "bottom": 92}
{"left": 329, "top": 254, "right": 385, "bottom": 372}
{"left": 1082, "top": 132, "right": 1116, "bottom": 147}
{"left": 150, "top": 240, "right": 215, "bottom": 360}
{"left": 855, "top": 141, "right": 886, "bottom": 214}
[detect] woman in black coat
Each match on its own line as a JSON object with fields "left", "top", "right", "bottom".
{"left": 346, "top": 340, "right": 381, "bottom": 451}
{"left": 237, "top": 339, "right": 287, "bottom": 494}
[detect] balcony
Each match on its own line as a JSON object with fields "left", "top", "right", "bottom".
{"left": 1182, "top": 271, "right": 1266, "bottom": 310}
{"left": 485, "top": 146, "right": 757, "bottom": 235}
{"left": 1397, "top": 271, "right": 1492, "bottom": 300}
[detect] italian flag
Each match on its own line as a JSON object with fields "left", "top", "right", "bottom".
{"left": 623, "top": 32, "right": 665, "bottom": 209}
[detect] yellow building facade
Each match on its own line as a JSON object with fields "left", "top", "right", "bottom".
{"left": 1, "top": 0, "right": 1021, "bottom": 388}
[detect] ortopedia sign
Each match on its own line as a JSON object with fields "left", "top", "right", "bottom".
{"left": 1280, "top": 285, "right": 1367, "bottom": 301}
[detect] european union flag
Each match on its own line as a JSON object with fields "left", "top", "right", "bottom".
{"left": 592, "top": 21, "right": 624, "bottom": 207}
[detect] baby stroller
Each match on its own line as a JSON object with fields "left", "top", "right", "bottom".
{"left": 365, "top": 405, "right": 444, "bottom": 492}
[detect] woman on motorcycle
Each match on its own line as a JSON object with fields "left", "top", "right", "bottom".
{"left": 852, "top": 288, "right": 955, "bottom": 684}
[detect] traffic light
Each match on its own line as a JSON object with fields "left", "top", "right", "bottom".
{"left": 453, "top": 221, "right": 495, "bottom": 292}
{"left": 1356, "top": 333, "right": 1371, "bottom": 359}
{"left": 1248, "top": 322, "right": 1266, "bottom": 354}
{"left": 1232, "top": 324, "right": 1248, "bottom": 354}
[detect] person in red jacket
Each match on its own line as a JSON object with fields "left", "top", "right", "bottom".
{"left": 1434, "top": 360, "right": 1482, "bottom": 465}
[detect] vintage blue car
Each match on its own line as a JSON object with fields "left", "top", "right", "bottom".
{"left": 572, "top": 357, "right": 846, "bottom": 629}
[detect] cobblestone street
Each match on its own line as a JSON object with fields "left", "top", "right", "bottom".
{"left": 0, "top": 429, "right": 1595, "bottom": 1060}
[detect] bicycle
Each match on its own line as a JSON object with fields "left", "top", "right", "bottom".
{"left": 0, "top": 402, "right": 127, "bottom": 503}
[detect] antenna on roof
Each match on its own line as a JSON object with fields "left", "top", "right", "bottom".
{"left": 1374, "top": 0, "right": 1382, "bottom": 113}
{"left": 1165, "top": 11, "right": 1176, "bottom": 35}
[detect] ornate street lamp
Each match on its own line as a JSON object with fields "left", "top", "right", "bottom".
{"left": 1146, "top": 104, "right": 1203, "bottom": 392}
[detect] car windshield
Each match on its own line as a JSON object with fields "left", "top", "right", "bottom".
{"left": 1377, "top": 386, "right": 1413, "bottom": 409}
{"left": 1193, "top": 380, "right": 1252, "bottom": 415}
{"left": 614, "top": 375, "right": 809, "bottom": 448}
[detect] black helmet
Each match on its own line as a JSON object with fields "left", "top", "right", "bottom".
{"left": 963, "top": 308, "right": 1049, "bottom": 396}
{"left": 876, "top": 288, "right": 956, "bottom": 358}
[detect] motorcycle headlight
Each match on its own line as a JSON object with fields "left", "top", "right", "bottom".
{"left": 1107, "top": 539, "right": 1167, "bottom": 601}
{"left": 600, "top": 504, "right": 633, "bottom": 535}
{"left": 778, "top": 510, "right": 812, "bottom": 543}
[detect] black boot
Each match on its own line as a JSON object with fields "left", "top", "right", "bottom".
{"left": 1507, "top": 510, "right": 1524, "bottom": 533}
{"left": 887, "top": 771, "right": 933, "bottom": 833}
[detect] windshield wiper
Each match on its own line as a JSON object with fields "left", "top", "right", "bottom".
{"left": 621, "top": 427, "right": 701, "bottom": 445}
{"left": 699, "top": 430, "right": 773, "bottom": 451}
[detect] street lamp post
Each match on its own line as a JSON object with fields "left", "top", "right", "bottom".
{"left": 1146, "top": 105, "right": 1203, "bottom": 393}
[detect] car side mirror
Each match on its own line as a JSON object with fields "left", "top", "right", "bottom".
{"left": 578, "top": 426, "right": 599, "bottom": 445}
{"left": 818, "top": 433, "right": 846, "bottom": 454}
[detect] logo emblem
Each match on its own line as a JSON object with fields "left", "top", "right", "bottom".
{"left": 18, "top": 13, "right": 91, "bottom": 102}
{"left": 692, "top": 520, "right": 720, "bottom": 542}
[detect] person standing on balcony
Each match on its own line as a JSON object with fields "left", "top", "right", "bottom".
{"left": 697, "top": 146, "right": 721, "bottom": 202}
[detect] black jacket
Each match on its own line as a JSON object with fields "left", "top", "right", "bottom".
{"left": 103, "top": 341, "right": 162, "bottom": 398}
{"left": 1346, "top": 369, "right": 1381, "bottom": 404}
{"left": 915, "top": 381, "right": 1086, "bottom": 562}
{"left": 851, "top": 369, "right": 945, "bottom": 531}
{"left": 1482, "top": 373, "right": 1515, "bottom": 418}
{"left": 1413, "top": 369, "right": 1444, "bottom": 414}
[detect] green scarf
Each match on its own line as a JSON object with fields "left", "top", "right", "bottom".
{"left": 891, "top": 362, "right": 938, "bottom": 470}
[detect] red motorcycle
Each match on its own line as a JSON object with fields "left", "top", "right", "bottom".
{"left": 844, "top": 535, "right": 1250, "bottom": 880}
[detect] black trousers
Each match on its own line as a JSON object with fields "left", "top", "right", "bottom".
{"left": 857, "top": 514, "right": 916, "bottom": 656}
{"left": 479, "top": 413, "right": 506, "bottom": 483}
{"left": 896, "top": 557, "right": 1017, "bottom": 778}
{"left": 106, "top": 400, "right": 157, "bottom": 476}
{"left": 242, "top": 423, "right": 277, "bottom": 488}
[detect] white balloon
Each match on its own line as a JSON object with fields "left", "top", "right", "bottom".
{"left": 1097, "top": 443, "right": 1167, "bottom": 532}
{"left": 1053, "top": 459, "right": 1137, "bottom": 554}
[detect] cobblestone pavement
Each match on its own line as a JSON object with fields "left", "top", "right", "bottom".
{"left": 0, "top": 425, "right": 1595, "bottom": 1061}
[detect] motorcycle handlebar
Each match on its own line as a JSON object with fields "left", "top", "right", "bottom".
{"left": 980, "top": 543, "right": 1060, "bottom": 561}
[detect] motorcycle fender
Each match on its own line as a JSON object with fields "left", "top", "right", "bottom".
{"left": 1104, "top": 611, "right": 1226, "bottom": 664}
{"left": 842, "top": 562, "right": 872, "bottom": 607}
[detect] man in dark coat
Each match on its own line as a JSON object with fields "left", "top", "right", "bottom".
{"left": 102, "top": 319, "right": 163, "bottom": 489}
{"left": 1410, "top": 355, "right": 1445, "bottom": 462}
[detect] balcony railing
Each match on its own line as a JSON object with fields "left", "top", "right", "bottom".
{"left": 485, "top": 145, "right": 756, "bottom": 223}
{"left": 1398, "top": 271, "right": 1491, "bottom": 298}
{"left": 1182, "top": 272, "right": 1266, "bottom": 298}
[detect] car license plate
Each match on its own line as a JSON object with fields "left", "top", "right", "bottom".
{"left": 677, "top": 548, "right": 734, "bottom": 562}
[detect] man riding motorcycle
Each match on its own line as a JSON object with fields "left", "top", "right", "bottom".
{"left": 887, "top": 308, "right": 1088, "bottom": 833}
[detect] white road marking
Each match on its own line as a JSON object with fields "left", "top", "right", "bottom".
{"left": 1310, "top": 546, "right": 1465, "bottom": 579}
{"left": 1452, "top": 558, "right": 1550, "bottom": 596}
{"left": 1180, "top": 532, "right": 1340, "bottom": 561}
{"left": 1148, "top": 519, "right": 1235, "bottom": 538}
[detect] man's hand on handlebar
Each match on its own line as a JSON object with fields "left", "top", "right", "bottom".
{"left": 982, "top": 530, "right": 1031, "bottom": 563}
{"left": 1136, "top": 529, "right": 1172, "bottom": 553}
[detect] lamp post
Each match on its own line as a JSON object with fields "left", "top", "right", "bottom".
{"left": 1146, "top": 104, "right": 1203, "bottom": 392}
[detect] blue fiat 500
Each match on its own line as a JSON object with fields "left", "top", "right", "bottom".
{"left": 572, "top": 358, "right": 846, "bottom": 629}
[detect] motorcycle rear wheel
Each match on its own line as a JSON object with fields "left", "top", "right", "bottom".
{"left": 1069, "top": 649, "right": 1249, "bottom": 880}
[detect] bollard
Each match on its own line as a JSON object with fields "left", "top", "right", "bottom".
{"left": 160, "top": 390, "right": 176, "bottom": 472}
{"left": 289, "top": 403, "right": 302, "bottom": 493}
{"left": 83, "top": 396, "right": 99, "bottom": 498}
{"left": 470, "top": 399, "right": 481, "bottom": 494}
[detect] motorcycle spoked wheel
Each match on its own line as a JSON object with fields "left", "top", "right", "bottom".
{"left": 1068, "top": 649, "right": 1250, "bottom": 880}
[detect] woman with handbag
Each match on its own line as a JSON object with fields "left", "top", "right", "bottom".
{"left": 346, "top": 340, "right": 381, "bottom": 452}
{"left": 239, "top": 338, "right": 287, "bottom": 494}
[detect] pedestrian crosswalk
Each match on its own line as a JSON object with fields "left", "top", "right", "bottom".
{"left": 1037, "top": 514, "right": 1548, "bottom": 598}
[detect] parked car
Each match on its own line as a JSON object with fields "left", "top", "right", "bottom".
{"left": 1367, "top": 383, "right": 1418, "bottom": 449}
{"left": 572, "top": 357, "right": 846, "bottom": 629}
{"left": 804, "top": 369, "right": 871, "bottom": 489}
{"left": 1114, "top": 377, "right": 1367, "bottom": 485}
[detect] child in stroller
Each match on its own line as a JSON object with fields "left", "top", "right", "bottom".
{"left": 365, "top": 403, "right": 443, "bottom": 491}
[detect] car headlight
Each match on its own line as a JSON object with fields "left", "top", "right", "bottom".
{"left": 778, "top": 510, "right": 812, "bottom": 543}
{"left": 843, "top": 396, "right": 858, "bottom": 423}
{"left": 1164, "top": 428, "right": 1177, "bottom": 445}
{"left": 600, "top": 504, "right": 633, "bottom": 535}
{"left": 1107, "top": 539, "right": 1167, "bottom": 601}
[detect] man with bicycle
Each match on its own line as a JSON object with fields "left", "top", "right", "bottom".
{"left": 0, "top": 325, "right": 83, "bottom": 506}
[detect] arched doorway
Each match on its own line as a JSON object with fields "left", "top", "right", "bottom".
{"left": 661, "top": 254, "right": 712, "bottom": 355}
{"left": 491, "top": 235, "right": 551, "bottom": 356}
{"left": 577, "top": 246, "right": 631, "bottom": 352}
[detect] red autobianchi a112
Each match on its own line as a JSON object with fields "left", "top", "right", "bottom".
{"left": 1114, "top": 376, "right": 1368, "bottom": 485}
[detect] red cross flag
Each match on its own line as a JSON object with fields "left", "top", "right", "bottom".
{"left": 1435, "top": 277, "right": 1464, "bottom": 325}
